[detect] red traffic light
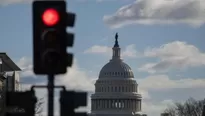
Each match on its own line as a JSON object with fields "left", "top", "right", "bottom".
{"left": 42, "top": 8, "right": 59, "bottom": 26}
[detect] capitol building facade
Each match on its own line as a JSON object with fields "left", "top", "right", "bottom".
{"left": 89, "top": 33, "right": 147, "bottom": 116}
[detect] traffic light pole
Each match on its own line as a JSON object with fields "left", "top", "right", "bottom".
{"left": 48, "top": 74, "right": 54, "bottom": 116}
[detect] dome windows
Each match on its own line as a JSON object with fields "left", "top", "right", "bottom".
{"left": 99, "top": 61, "right": 134, "bottom": 78}
{"left": 103, "top": 71, "right": 134, "bottom": 78}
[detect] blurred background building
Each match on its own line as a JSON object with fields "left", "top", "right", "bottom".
{"left": 0, "top": 53, "right": 21, "bottom": 115}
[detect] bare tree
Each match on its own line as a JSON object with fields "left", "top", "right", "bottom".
{"left": 163, "top": 97, "right": 205, "bottom": 116}
{"left": 35, "top": 97, "right": 45, "bottom": 116}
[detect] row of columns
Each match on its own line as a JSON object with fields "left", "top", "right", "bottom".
{"left": 91, "top": 99, "right": 141, "bottom": 112}
{"left": 96, "top": 84, "right": 138, "bottom": 93}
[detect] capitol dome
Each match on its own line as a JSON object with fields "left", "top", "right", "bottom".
{"left": 99, "top": 33, "right": 134, "bottom": 79}
{"left": 90, "top": 33, "right": 143, "bottom": 116}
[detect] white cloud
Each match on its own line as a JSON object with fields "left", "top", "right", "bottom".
{"left": 139, "top": 41, "right": 205, "bottom": 73}
{"left": 122, "top": 44, "right": 139, "bottom": 58}
{"left": 17, "top": 57, "right": 95, "bottom": 92}
{"left": 84, "top": 45, "right": 112, "bottom": 55}
{"left": 55, "top": 59, "right": 96, "bottom": 92}
{"left": 16, "top": 57, "right": 35, "bottom": 78}
{"left": 139, "top": 88, "right": 151, "bottom": 100}
{"left": 103, "top": 0, "right": 205, "bottom": 28}
{"left": 142, "top": 99, "right": 175, "bottom": 116}
{"left": 138, "top": 75, "right": 205, "bottom": 91}
{"left": 84, "top": 44, "right": 140, "bottom": 59}
{"left": 138, "top": 74, "right": 205, "bottom": 115}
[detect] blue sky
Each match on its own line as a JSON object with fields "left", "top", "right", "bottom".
{"left": 2, "top": 0, "right": 205, "bottom": 116}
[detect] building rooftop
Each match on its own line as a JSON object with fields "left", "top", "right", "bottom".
{"left": 0, "top": 53, "right": 21, "bottom": 72}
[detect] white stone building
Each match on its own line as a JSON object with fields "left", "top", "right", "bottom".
{"left": 89, "top": 33, "right": 147, "bottom": 116}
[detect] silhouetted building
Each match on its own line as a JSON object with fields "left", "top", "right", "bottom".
{"left": 89, "top": 33, "right": 146, "bottom": 116}
{"left": 0, "top": 53, "right": 21, "bottom": 115}
{"left": 6, "top": 71, "right": 21, "bottom": 91}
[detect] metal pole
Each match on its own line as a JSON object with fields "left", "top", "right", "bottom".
{"left": 48, "top": 74, "right": 54, "bottom": 116}
{"left": 202, "top": 104, "right": 205, "bottom": 116}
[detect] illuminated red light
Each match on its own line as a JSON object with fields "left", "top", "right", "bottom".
{"left": 42, "top": 8, "right": 59, "bottom": 26}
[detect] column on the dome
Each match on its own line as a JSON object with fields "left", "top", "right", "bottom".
{"left": 127, "top": 99, "right": 129, "bottom": 109}
{"left": 97, "top": 99, "right": 98, "bottom": 110}
{"left": 112, "top": 100, "right": 114, "bottom": 109}
{"left": 94, "top": 99, "right": 96, "bottom": 110}
{"left": 114, "top": 99, "right": 116, "bottom": 109}
{"left": 120, "top": 100, "right": 121, "bottom": 109}
{"left": 98, "top": 99, "right": 100, "bottom": 109}
{"left": 128, "top": 99, "right": 132, "bottom": 110}
{"left": 115, "top": 99, "right": 118, "bottom": 109}
{"left": 133, "top": 99, "right": 136, "bottom": 111}
{"left": 122, "top": 100, "right": 124, "bottom": 109}
{"left": 96, "top": 100, "right": 97, "bottom": 110}
{"left": 117, "top": 99, "right": 119, "bottom": 109}
{"left": 95, "top": 99, "right": 97, "bottom": 110}
{"left": 109, "top": 100, "right": 111, "bottom": 108}
{"left": 125, "top": 100, "right": 127, "bottom": 109}
{"left": 111, "top": 99, "right": 113, "bottom": 109}
{"left": 104, "top": 99, "right": 105, "bottom": 109}
{"left": 115, "top": 100, "right": 117, "bottom": 109}
{"left": 91, "top": 99, "right": 93, "bottom": 110}
{"left": 119, "top": 100, "right": 121, "bottom": 109}
{"left": 105, "top": 99, "right": 106, "bottom": 109}
{"left": 120, "top": 99, "right": 123, "bottom": 109}
{"left": 99, "top": 99, "right": 100, "bottom": 109}
{"left": 134, "top": 100, "right": 136, "bottom": 111}
{"left": 102, "top": 99, "right": 104, "bottom": 109}
{"left": 105, "top": 100, "right": 107, "bottom": 109}
{"left": 135, "top": 100, "right": 137, "bottom": 111}
{"left": 140, "top": 100, "right": 142, "bottom": 111}
{"left": 104, "top": 100, "right": 105, "bottom": 109}
{"left": 126, "top": 99, "right": 128, "bottom": 109}
{"left": 120, "top": 99, "right": 122, "bottom": 109}
{"left": 138, "top": 99, "right": 141, "bottom": 111}
{"left": 110, "top": 99, "right": 112, "bottom": 109}
{"left": 116, "top": 99, "right": 118, "bottom": 109}
{"left": 107, "top": 100, "right": 109, "bottom": 109}
{"left": 93, "top": 100, "right": 95, "bottom": 110}
{"left": 104, "top": 100, "right": 106, "bottom": 109}
{"left": 100, "top": 99, "right": 102, "bottom": 109}
{"left": 132, "top": 99, "right": 134, "bottom": 111}
{"left": 114, "top": 100, "right": 116, "bottom": 109}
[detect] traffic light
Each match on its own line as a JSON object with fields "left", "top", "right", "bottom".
{"left": 60, "top": 90, "right": 87, "bottom": 116}
{"left": 32, "top": 0, "right": 75, "bottom": 75}
{"left": 5, "top": 90, "right": 37, "bottom": 116}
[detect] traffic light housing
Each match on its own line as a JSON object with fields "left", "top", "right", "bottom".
{"left": 60, "top": 91, "right": 87, "bottom": 116}
{"left": 32, "top": 0, "right": 75, "bottom": 75}
{"left": 5, "top": 90, "right": 37, "bottom": 116}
